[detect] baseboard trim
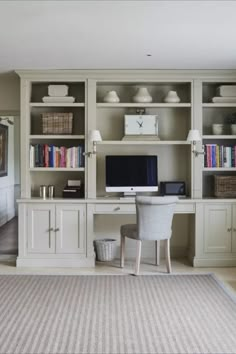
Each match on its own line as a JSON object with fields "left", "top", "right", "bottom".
{"left": 193, "top": 257, "right": 236, "bottom": 267}
{"left": 16, "top": 257, "right": 95, "bottom": 268}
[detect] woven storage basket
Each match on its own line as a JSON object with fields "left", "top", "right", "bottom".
{"left": 214, "top": 175, "right": 236, "bottom": 198}
{"left": 94, "top": 239, "right": 116, "bottom": 261}
{"left": 42, "top": 113, "right": 73, "bottom": 134}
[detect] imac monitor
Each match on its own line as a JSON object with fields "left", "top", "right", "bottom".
{"left": 105, "top": 155, "right": 158, "bottom": 195}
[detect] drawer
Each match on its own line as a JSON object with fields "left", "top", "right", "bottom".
{"left": 175, "top": 202, "right": 195, "bottom": 214}
{"left": 94, "top": 203, "right": 136, "bottom": 214}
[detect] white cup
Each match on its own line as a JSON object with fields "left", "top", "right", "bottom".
{"left": 231, "top": 124, "right": 236, "bottom": 135}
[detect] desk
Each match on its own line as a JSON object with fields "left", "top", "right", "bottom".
{"left": 86, "top": 199, "right": 196, "bottom": 260}
{"left": 17, "top": 198, "right": 236, "bottom": 267}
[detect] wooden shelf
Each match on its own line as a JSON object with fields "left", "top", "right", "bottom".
{"left": 97, "top": 140, "right": 190, "bottom": 145}
{"left": 203, "top": 103, "right": 236, "bottom": 108}
{"left": 29, "top": 167, "right": 85, "bottom": 172}
{"left": 97, "top": 103, "right": 191, "bottom": 108}
{"left": 30, "top": 103, "right": 85, "bottom": 107}
{"left": 30, "top": 135, "right": 85, "bottom": 140}
{"left": 203, "top": 167, "right": 236, "bottom": 172}
{"left": 203, "top": 135, "right": 236, "bottom": 139}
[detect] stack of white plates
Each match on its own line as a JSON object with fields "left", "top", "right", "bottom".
{"left": 42, "top": 96, "right": 75, "bottom": 103}
{"left": 212, "top": 97, "right": 236, "bottom": 103}
{"left": 42, "top": 85, "right": 75, "bottom": 103}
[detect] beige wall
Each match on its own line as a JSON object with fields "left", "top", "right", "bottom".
{"left": 0, "top": 72, "right": 20, "bottom": 115}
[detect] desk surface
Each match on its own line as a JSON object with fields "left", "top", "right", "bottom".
{"left": 17, "top": 197, "right": 236, "bottom": 205}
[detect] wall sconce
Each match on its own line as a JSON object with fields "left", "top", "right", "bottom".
{"left": 85, "top": 130, "right": 102, "bottom": 157}
{"left": 0, "top": 117, "right": 14, "bottom": 125}
{"left": 187, "top": 129, "right": 205, "bottom": 157}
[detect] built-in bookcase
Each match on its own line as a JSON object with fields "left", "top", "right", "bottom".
{"left": 202, "top": 81, "right": 236, "bottom": 198}
{"left": 90, "top": 80, "right": 193, "bottom": 198}
{"left": 20, "top": 77, "right": 87, "bottom": 198}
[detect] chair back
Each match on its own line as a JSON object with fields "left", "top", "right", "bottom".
{"left": 136, "top": 196, "right": 178, "bottom": 241}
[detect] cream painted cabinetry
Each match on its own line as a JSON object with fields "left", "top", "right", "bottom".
{"left": 17, "top": 72, "right": 87, "bottom": 199}
{"left": 16, "top": 70, "right": 236, "bottom": 268}
{"left": 27, "top": 204, "right": 85, "bottom": 255}
{"left": 194, "top": 202, "right": 236, "bottom": 266}
{"left": 88, "top": 79, "right": 193, "bottom": 198}
{"left": 203, "top": 204, "right": 232, "bottom": 253}
{"left": 17, "top": 201, "right": 93, "bottom": 267}
{"left": 201, "top": 81, "right": 236, "bottom": 198}
{"left": 27, "top": 203, "right": 55, "bottom": 254}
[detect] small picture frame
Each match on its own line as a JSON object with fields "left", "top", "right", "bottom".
{"left": 0, "top": 124, "right": 8, "bottom": 177}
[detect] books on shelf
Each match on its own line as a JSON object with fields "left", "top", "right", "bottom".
{"left": 204, "top": 144, "right": 236, "bottom": 168}
{"left": 29, "top": 144, "right": 84, "bottom": 168}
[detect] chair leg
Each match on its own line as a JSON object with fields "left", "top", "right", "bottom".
{"left": 120, "top": 235, "right": 125, "bottom": 268}
{"left": 135, "top": 240, "right": 142, "bottom": 275}
{"left": 165, "top": 239, "right": 171, "bottom": 273}
{"left": 155, "top": 240, "right": 160, "bottom": 266}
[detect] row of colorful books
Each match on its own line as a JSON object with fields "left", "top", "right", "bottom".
{"left": 204, "top": 144, "right": 236, "bottom": 168}
{"left": 29, "top": 144, "right": 84, "bottom": 168}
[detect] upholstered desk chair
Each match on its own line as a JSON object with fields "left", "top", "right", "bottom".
{"left": 120, "top": 196, "right": 178, "bottom": 275}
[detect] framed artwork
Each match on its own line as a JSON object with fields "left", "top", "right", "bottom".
{"left": 0, "top": 124, "right": 8, "bottom": 177}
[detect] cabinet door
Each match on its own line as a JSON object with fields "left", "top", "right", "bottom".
{"left": 55, "top": 204, "right": 86, "bottom": 254}
{"left": 27, "top": 204, "right": 55, "bottom": 253}
{"left": 232, "top": 205, "right": 236, "bottom": 253}
{"left": 204, "top": 204, "right": 232, "bottom": 253}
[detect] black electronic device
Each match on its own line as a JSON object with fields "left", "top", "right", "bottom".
{"left": 105, "top": 155, "right": 158, "bottom": 194}
{"left": 62, "top": 184, "right": 84, "bottom": 198}
{"left": 160, "top": 181, "right": 186, "bottom": 197}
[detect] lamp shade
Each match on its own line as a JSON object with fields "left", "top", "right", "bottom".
{"left": 88, "top": 130, "right": 102, "bottom": 142}
{"left": 187, "top": 129, "right": 201, "bottom": 142}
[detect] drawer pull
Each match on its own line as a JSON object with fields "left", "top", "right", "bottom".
{"left": 227, "top": 228, "right": 232, "bottom": 232}
{"left": 54, "top": 228, "right": 60, "bottom": 232}
{"left": 114, "top": 207, "right": 121, "bottom": 211}
{"left": 233, "top": 228, "right": 236, "bottom": 232}
{"left": 48, "top": 228, "right": 54, "bottom": 232}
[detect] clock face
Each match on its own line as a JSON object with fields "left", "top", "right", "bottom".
{"left": 124, "top": 115, "right": 158, "bottom": 135}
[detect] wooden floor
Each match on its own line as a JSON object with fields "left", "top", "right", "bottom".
{"left": 0, "top": 217, "right": 18, "bottom": 255}
{"left": 0, "top": 218, "right": 235, "bottom": 295}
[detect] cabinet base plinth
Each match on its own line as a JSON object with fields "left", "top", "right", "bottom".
{"left": 193, "top": 257, "right": 236, "bottom": 267}
{"left": 16, "top": 257, "right": 95, "bottom": 268}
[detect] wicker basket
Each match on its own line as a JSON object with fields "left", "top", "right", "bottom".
{"left": 94, "top": 239, "right": 116, "bottom": 261}
{"left": 214, "top": 175, "right": 236, "bottom": 198}
{"left": 42, "top": 113, "right": 73, "bottom": 134}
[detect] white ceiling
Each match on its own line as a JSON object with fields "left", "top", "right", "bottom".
{"left": 0, "top": 0, "right": 236, "bottom": 72}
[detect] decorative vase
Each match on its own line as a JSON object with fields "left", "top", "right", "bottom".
{"left": 164, "top": 90, "right": 180, "bottom": 103}
{"left": 132, "top": 87, "right": 152, "bottom": 103}
{"left": 212, "top": 124, "right": 224, "bottom": 135}
{"left": 103, "top": 91, "right": 120, "bottom": 103}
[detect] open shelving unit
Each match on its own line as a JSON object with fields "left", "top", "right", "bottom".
{"left": 91, "top": 80, "right": 193, "bottom": 198}
{"left": 202, "top": 81, "right": 236, "bottom": 198}
{"left": 22, "top": 79, "right": 87, "bottom": 198}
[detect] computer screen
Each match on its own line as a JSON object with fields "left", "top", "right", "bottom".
{"left": 105, "top": 155, "right": 158, "bottom": 193}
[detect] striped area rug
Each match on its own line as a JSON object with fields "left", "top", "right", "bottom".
{"left": 0, "top": 274, "right": 236, "bottom": 354}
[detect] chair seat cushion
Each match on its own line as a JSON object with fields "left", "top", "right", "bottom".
{"left": 120, "top": 224, "right": 138, "bottom": 239}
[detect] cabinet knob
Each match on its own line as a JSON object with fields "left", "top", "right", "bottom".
{"left": 48, "top": 228, "right": 54, "bottom": 232}
{"left": 114, "top": 207, "right": 120, "bottom": 211}
{"left": 233, "top": 228, "right": 236, "bottom": 232}
{"left": 227, "top": 228, "right": 232, "bottom": 232}
{"left": 54, "top": 228, "right": 60, "bottom": 232}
